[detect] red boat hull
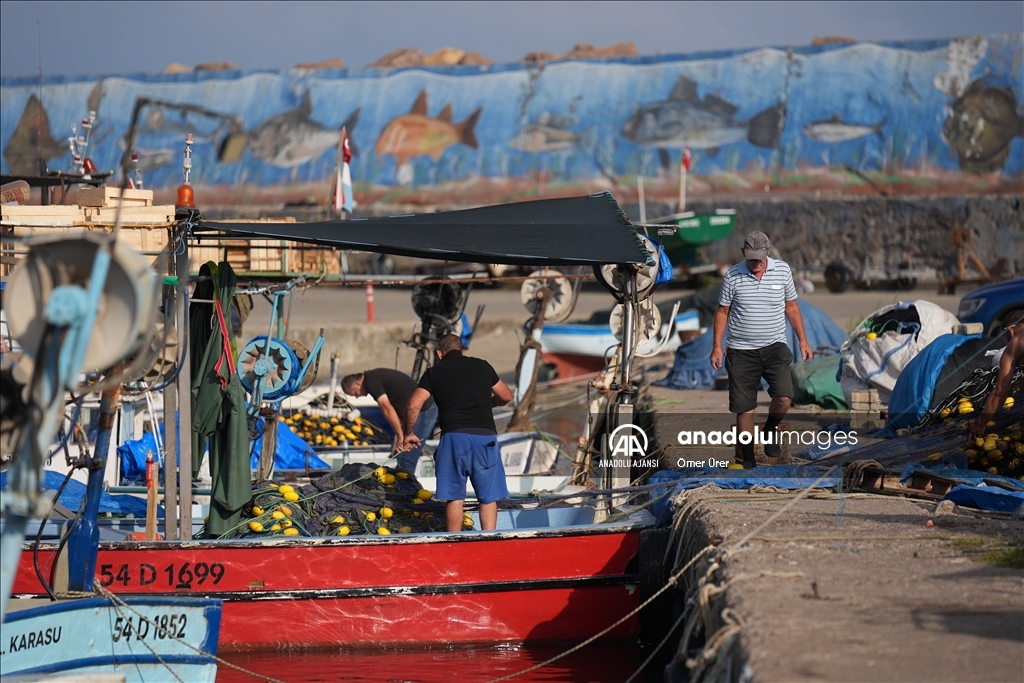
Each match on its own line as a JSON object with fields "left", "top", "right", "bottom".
{"left": 15, "top": 526, "right": 643, "bottom": 651}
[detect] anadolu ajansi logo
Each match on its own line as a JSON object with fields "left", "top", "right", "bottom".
{"left": 609, "top": 423, "right": 648, "bottom": 459}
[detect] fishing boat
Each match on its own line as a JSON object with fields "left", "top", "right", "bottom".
{"left": 540, "top": 305, "right": 700, "bottom": 380}
{"left": 648, "top": 208, "right": 736, "bottom": 278}
{"left": 12, "top": 507, "right": 648, "bottom": 651}
{"left": 2, "top": 596, "right": 221, "bottom": 681}
{"left": 0, "top": 193, "right": 222, "bottom": 677}
{"left": 6, "top": 134, "right": 664, "bottom": 652}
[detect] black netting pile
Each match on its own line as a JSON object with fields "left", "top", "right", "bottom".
{"left": 219, "top": 463, "right": 468, "bottom": 539}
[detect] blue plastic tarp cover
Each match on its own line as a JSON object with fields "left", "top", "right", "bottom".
{"left": 648, "top": 465, "right": 840, "bottom": 519}
{"left": 0, "top": 470, "right": 157, "bottom": 517}
{"left": 882, "top": 334, "right": 977, "bottom": 434}
{"left": 944, "top": 483, "right": 1024, "bottom": 513}
{"left": 117, "top": 431, "right": 160, "bottom": 484}
{"left": 655, "top": 299, "right": 847, "bottom": 390}
{"left": 250, "top": 421, "right": 331, "bottom": 470}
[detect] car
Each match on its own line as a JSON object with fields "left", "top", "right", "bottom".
{"left": 957, "top": 277, "right": 1024, "bottom": 336}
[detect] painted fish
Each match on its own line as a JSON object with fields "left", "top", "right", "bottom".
{"left": 509, "top": 113, "right": 594, "bottom": 152}
{"left": 620, "top": 76, "right": 785, "bottom": 152}
{"left": 132, "top": 149, "right": 177, "bottom": 173}
{"left": 139, "top": 108, "right": 227, "bottom": 143}
{"left": 942, "top": 79, "right": 1024, "bottom": 174}
{"left": 3, "top": 95, "right": 67, "bottom": 176}
{"left": 375, "top": 90, "right": 482, "bottom": 166}
{"left": 802, "top": 114, "right": 886, "bottom": 143}
{"left": 246, "top": 92, "right": 360, "bottom": 168}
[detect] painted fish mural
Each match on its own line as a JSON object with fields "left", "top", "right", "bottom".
{"left": 243, "top": 92, "right": 360, "bottom": 168}
{"left": 941, "top": 79, "right": 1024, "bottom": 174}
{"left": 509, "top": 113, "right": 594, "bottom": 153}
{"left": 1, "top": 33, "right": 1020, "bottom": 192}
{"left": 3, "top": 94, "right": 67, "bottom": 176}
{"left": 802, "top": 114, "right": 887, "bottom": 143}
{"left": 375, "top": 90, "right": 482, "bottom": 167}
{"left": 620, "top": 76, "right": 786, "bottom": 153}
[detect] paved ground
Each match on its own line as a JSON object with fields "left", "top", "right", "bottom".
{"left": 662, "top": 489, "right": 1024, "bottom": 682}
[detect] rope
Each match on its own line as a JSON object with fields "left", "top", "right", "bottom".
{"left": 94, "top": 584, "right": 286, "bottom": 683}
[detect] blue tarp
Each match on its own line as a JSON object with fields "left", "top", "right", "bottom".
{"left": 117, "top": 431, "right": 160, "bottom": 484}
{"left": 655, "top": 299, "right": 848, "bottom": 390}
{"left": 0, "top": 470, "right": 157, "bottom": 517}
{"left": 944, "top": 484, "right": 1024, "bottom": 514}
{"left": 882, "top": 334, "right": 978, "bottom": 433}
{"left": 250, "top": 422, "right": 330, "bottom": 470}
{"left": 649, "top": 465, "right": 840, "bottom": 520}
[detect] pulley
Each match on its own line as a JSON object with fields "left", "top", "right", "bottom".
{"left": 411, "top": 282, "right": 466, "bottom": 325}
{"left": 520, "top": 269, "right": 574, "bottom": 322}
{"left": 609, "top": 298, "right": 662, "bottom": 345}
{"left": 593, "top": 235, "right": 660, "bottom": 303}
{"left": 237, "top": 336, "right": 300, "bottom": 402}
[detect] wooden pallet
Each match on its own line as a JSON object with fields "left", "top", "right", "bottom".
{"left": 854, "top": 464, "right": 955, "bottom": 500}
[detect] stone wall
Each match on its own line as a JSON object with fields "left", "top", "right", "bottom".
{"left": 629, "top": 194, "right": 1023, "bottom": 277}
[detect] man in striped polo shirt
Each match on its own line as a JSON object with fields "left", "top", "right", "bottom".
{"left": 710, "top": 232, "right": 812, "bottom": 468}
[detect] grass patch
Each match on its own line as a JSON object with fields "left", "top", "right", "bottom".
{"left": 950, "top": 537, "right": 987, "bottom": 550}
{"left": 845, "top": 315, "right": 866, "bottom": 334}
{"left": 982, "top": 546, "right": 1024, "bottom": 569}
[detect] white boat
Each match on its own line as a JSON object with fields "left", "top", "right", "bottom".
{"left": 541, "top": 307, "right": 700, "bottom": 358}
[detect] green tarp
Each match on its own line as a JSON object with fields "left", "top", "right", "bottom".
{"left": 792, "top": 354, "right": 848, "bottom": 411}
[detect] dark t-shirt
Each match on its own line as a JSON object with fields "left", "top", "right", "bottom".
{"left": 363, "top": 368, "right": 430, "bottom": 417}
{"left": 418, "top": 352, "right": 500, "bottom": 434}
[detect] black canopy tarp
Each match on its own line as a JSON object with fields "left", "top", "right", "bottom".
{"left": 198, "top": 192, "right": 652, "bottom": 267}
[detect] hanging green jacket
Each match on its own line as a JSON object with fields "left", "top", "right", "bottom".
{"left": 191, "top": 262, "right": 251, "bottom": 537}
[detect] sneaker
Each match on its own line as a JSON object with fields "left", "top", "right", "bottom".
{"left": 764, "top": 442, "right": 782, "bottom": 458}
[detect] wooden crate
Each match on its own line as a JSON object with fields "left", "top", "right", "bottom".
{"left": 188, "top": 239, "right": 283, "bottom": 274}
{"left": 77, "top": 187, "right": 154, "bottom": 208}
{"left": 1, "top": 203, "right": 174, "bottom": 226}
{"left": 1, "top": 203, "right": 174, "bottom": 275}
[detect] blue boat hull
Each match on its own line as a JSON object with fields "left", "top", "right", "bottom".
{"left": 1, "top": 595, "right": 221, "bottom": 682}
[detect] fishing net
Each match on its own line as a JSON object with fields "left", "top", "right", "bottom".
{"left": 914, "top": 365, "right": 1024, "bottom": 477}
{"left": 215, "top": 462, "right": 469, "bottom": 539}
{"left": 816, "top": 365, "right": 1024, "bottom": 479}
{"left": 280, "top": 410, "right": 391, "bottom": 450}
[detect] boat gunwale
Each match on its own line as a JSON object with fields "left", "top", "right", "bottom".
{"left": 23, "top": 518, "right": 652, "bottom": 552}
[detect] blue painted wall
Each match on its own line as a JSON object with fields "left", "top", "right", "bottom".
{"left": 2, "top": 33, "right": 1021, "bottom": 198}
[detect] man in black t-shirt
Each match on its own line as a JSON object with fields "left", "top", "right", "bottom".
{"left": 342, "top": 368, "right": 436, "bottom": 473}
{"left": 403, "top": 334, "right": 513, "bottom": 531}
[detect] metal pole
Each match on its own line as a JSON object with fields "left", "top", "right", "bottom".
{"left": 612, "top": 272, "right": 638, "bottom": 508}
{"left": 619, "top": 275, "right": 636, "bottom": 393}
{"left": 679, "top": 162, "right": 687, "bottom": 213}
{"left": 68, "top": 375, "right": 122, "bottom": 591}
{"left": 176, "top": 240, "right": 193, "bottom": 539}
{"left": 637, "top": 175, "right": 646, "bottom": 225}
{"left": 163, "top": 268, "right": 179, "bottom": 540}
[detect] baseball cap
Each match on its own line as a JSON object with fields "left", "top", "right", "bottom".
{"left": 1003, "top": 310, "right": 1024, "bottom": 330}
{"left": 742, "top": 231, "right": 770, "bottom": 260}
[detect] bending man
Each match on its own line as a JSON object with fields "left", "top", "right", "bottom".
{"left": 710, "top": 232, "right": 813, "bottom": 468}
{"left": 403, "top": 334, "right": 513, "bottom": 531}
{"left": 342, "top": 368, "right": 436, "bottom": 473}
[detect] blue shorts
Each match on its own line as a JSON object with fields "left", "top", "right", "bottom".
{"left": 434, "top": 432, "right": 508, "bottom": 504}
